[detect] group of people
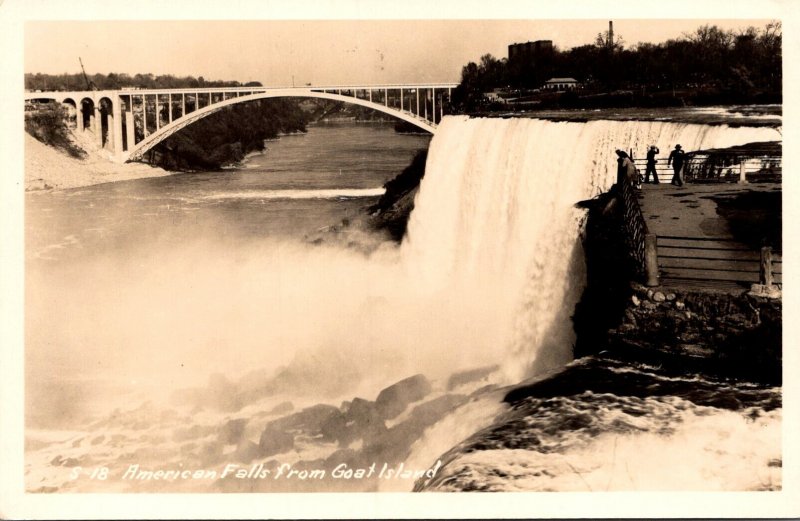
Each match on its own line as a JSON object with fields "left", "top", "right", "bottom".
{"left": 616, "top": 144, "right": 687, "bottom": 188}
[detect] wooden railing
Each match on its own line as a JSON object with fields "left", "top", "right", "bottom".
{"left": 657, "top": 236, "right": 782, "bottom": 287}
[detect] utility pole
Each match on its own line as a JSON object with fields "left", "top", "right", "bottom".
{"left": 608, "top": 21, "right": 614, "bottom": 50}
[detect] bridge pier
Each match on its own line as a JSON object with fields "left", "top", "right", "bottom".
{"left": 125, "top": 109, "right": 134, "bottom": 155}
{"left": 76, "top": 103, "right": 84, "bottom": 132}
{"left": 432, "top": 88, "right": 436, "bottom": 124}
{"left": 94, "top": 105, "right": 102, "bottom": 148}
{"left": 112, "top": 95, "right": 123, "bottom": 158}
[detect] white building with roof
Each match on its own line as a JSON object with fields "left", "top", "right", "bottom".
{"left": 544, "top": 77, "right": 580, "bottom": 90}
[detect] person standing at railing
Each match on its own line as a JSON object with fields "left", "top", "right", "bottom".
{"left": 644, "top": 145, "right": 660, "bottom": 184}
{"left": 616, "top": 149, "right": 638, "bottom": 187}
{"left": 667, "top": 144, "right": 686, "bottom": 186}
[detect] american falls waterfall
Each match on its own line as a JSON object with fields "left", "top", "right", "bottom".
{"left": 402, "top": 116, "right": 780, "bottom": 384}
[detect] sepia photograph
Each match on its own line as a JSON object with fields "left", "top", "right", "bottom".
{"left": 1, "top": 0, "right": 798, "bottom": 518}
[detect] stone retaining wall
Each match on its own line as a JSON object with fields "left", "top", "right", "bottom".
{"left": 609, "top": 283, "right": 781, "bottom": 383}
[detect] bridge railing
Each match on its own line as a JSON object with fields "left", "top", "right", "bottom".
{"left": 631, "top": 150, "right": 782, "bottom": 184}
{"left": 618, "top": 167, "right": 659, "bottom": 286}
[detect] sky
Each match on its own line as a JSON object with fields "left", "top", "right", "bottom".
{"left": 25, "top": 18, "right": 776, "bottom": 86}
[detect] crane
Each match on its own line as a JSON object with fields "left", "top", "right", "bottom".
{"left": 79, "top": 57, "right": 98, "bottom": 90}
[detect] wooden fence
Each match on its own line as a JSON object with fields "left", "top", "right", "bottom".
{"left": 657, "top": 235, "right": 782, "bottom": 289}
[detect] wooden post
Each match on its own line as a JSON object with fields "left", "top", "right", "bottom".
{"left": 760, "top": 246, "right": 773, "bottom": 287}
{"left": 644, "top": 233, "right": 660, "bottom": 287}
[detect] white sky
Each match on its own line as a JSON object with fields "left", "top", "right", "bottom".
{"left": 25, "top": 18, "right": 776, "bottom": 86}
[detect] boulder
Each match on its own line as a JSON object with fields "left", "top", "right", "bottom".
{"left": 172, "top": 424, "right": 215, "bottom": 442}
{"left": 218, "top": 418, "right": 248, "bottom": 445}
{"left": 446, "top": 365, "right": 499, "bottom": 390}
{"left": 267, "top": 404, "right": 340, "bottom": 434}
{"left": 365, "top": 394, "right": 468, "bottom": 463}
{"left": 232, "top": 440, "right": 261, "bottom": 464}
{"left": 319, "top": 411, "right": 349, "bottom": 444}
{"left": 375, "top": 374, "right": 432, "bottom": 419}
{"left": 258, "top": 425, "right": 294, "bottom": 457}
{"left": 345, "top": 398, "right": 379, "bottom": 425}
{"left": 268, "top": 401, "right": 294, "bottom": 416}
{"left": 407, "top": 394, "right": 469, "bottom": 427}
{"left": 198, "top": 441, "right": 224, "bottom": 466}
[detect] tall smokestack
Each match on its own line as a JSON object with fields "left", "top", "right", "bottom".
{"left": 608, "top": 20, "right": 614, "bottom": 49}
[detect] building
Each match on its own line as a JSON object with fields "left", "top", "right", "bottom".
{"left": 508, "top": 40, "right": 554, "bottom": 62}
{"left": 544, "top": 77, "right": 580, "bottom": 90}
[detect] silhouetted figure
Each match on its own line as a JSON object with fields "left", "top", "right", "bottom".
{"left": 616, "top": 149, "right": 637, "bottom": 186}
{"left": 667, "top": 144, "right": 686, "bottom": 186}
{"left": 644, "top": 145, "right": 660, "bottom": 184}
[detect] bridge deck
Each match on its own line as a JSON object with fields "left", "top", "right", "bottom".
{"left": 637, "top": 182, "right": 782, "bottom": 292}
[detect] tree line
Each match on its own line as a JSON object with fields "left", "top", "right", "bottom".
{"left": 25, "top": 72, "right": 264, "bottom": 91}
{"left": 146, "top": 99, "right": 308, "bottom": 170}
{"left": 453, "top": 22, "right": 781, "bottom": 112}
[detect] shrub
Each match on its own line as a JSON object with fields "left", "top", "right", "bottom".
{"left": 25, "top": 103, "right": 85, "bottom": 158}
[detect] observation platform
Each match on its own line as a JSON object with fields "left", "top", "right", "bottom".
{"left": 637, "top": 182, "right": 782, "bottom": 293}
{"left": 620, "top": 144, "right": 782, "bottom": 294}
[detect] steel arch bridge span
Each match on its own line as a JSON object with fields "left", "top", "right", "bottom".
{"left": 126, "top": 89, "right": 437, "bottom": 162}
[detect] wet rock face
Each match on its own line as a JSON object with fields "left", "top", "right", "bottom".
{"left": 375, "top": 374, "right": 432, "bottom": 419}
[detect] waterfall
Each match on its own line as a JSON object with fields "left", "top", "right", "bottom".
{"left": 401, "top": 116, "right": 781, "bottom": 383}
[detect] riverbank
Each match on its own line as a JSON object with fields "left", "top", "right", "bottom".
{"left": 25, "top": 131, "right": 171, "bottom": 192}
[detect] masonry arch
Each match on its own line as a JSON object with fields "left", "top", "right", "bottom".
{"left": 80, "top": 98, "right": 96, "bottom": 132}
{"left": 61, "top": 98, "right": 78, "bottom": 129}
{"left": 98, "top": 97, "right": 115, "bottom": 149}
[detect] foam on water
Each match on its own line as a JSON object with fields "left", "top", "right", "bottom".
{"left": 204, "top": 188, "right": 385, "bottom": 200}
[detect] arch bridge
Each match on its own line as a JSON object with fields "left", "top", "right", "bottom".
{"left": 24, "top": 84, "right": 457, "bottom": 163}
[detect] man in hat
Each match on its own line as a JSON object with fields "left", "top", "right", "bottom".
{"left": 667, "top": 144, "right": 686, "bottom": 186}
{"left": 644, "top": 145, "right": 660, "bottom": 184}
